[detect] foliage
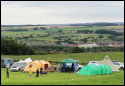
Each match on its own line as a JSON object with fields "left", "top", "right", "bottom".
{"left": 1, "top": 38, "right": 34, "bottom": 55}
{"left": 95, "top": 29, "right": 123, "bottom": 36}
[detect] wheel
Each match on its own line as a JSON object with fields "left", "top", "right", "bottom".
{"left": 78, "top": 68, "right": 81, "bottom": 71}
{"left": 120, "top": 67, "right": 124, "bottom": 70}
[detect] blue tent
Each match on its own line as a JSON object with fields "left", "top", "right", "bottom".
{"left": 58, "top": 58, "right": 78, "bottom": 72}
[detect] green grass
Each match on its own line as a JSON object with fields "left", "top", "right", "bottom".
{"left": 1, "top": 52, "right": 124, "bottom": 63}
{"left": 1, "top": 52, "right": 124, "bottom": 85}
{"left": 1, "top": 68, "right": 124, "bottom": 85}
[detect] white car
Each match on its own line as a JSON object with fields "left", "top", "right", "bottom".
{"left": 88, "top": 61, "right": 97, "bottom": 65}
{"left": 10, "top": 62, "right": 22, "bottom": 71}
{"left": 113, "top": 62, "right": 124, "bottom": 70}
{"left": 77, "top": 64, "right": 83, "bottom": 71}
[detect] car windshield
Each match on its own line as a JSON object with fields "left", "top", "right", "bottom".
{"left": 12, "top": 63, "right": 21, "bottom": 67}
{"left": 112, "top": 60, "right": 118, "bottom": 62}
{"left": 118, "top": 62, "right": 124, "bottom": 65}
{"left": 91, "top": 62, "right": 95, "bottom": 63}
{"left": 114, "top": 63, "right": 120, "bottom": 65}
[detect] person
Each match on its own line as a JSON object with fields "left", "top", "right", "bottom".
{"left": 29, "top": 69, "right": 32, "bottom": 78}
{"left": 36, "top": 69, "right": 39, "bottom": 77}
{"left": 40, "top": 68, "right": 43, "bottom": 76}
{"left": 53, "top": 66, "right": 57, "bottom": 71}
{"left": 6, "top": 66, "right": 9, "bottom": 78}
{"left": 58, "top": 64, "right": 61, "bottom": 72}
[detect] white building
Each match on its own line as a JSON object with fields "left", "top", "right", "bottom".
{"left": 78, "top": 43, "right": 98, "bottom": 48}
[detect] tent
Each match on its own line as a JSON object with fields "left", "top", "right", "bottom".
{"left": 59, "top": 59, "right": 78, "bottom": 63}
{"left": 95, "top": 56, "right": 119, "bottom": 72}
{"left": 18, "top": 60, "right": 24, "bottom": 62}
{"left": 77, "top": 64, "right": 112, "bottom": 75}
{"left": 17, "top": 58, "right": 32, "bottom": 71}
{"left": 24, "top": 60, "right": 51, "bottom": 73}
{"left": 58, "top": 58, "right": 79, "bottom": 72}
{"left": 24, "top": 60, "right": 42, "bottom": 73}
{"left": 24, "top": 58, "right": 32, "bottom": 64}
{"left": 39, "top": 60, "right": 51, "bottom": 72}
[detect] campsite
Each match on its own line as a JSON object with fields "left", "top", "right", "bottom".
{"left": 1, "top": 1, "right": 124, "bottom": 85}
{"left": 1, "top": 52, "right": 124, "bottom": 85}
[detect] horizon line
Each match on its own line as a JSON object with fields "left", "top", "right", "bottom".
{"left": 1, "top": 21, "right": 124, "bottom": 26}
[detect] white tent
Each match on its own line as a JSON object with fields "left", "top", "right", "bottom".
{"left": 24, "top": 58, "right": 32, "bottom": 64}
{"left": 95, "top": 55, "right": 119, "bottom": 72}
{"left": 18, "top": 60, "right": 24, "bottom": 62}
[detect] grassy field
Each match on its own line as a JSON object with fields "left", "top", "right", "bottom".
{"left": 1, "top": 52, "right": 124, "bottom": 63}
{"left": 1, "top": 52, "right": 124, "bottom": 85}
{"left": 1, "top": 68, "right": 124, "bottom": 85}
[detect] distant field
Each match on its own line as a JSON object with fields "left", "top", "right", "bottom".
{"left": 1, "top": 25, "right": 124, "bottom": 30}
{"left": 1, "top": 52, "right": 124, "bottom": 63}
{"left": 1, "top": 25, "right": 124, "bottom": 46}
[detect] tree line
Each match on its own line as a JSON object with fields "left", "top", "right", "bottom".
{"left": 1, "top": 38, "right": 124, "bottom": 55}
{"left": 1, "top": 38, "right": 34, "bottom": 55}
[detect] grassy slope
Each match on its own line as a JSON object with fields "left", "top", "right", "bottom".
{"left": 1, "top": 68, "right": 124, "bottom": 85}
{"left": 1, "top": 52, "right": 124, "bottom": 63}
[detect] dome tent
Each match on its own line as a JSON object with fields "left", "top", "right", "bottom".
{"left": 39, "top": 60, "right": 51, "bottom": 72}
{"left": 24, "top": 60, "right": 42, "bottom": 73}
{"left": 24, "top": 58, "right": 32, "bottom": 64}
{"left": 77, "top": 64, "right": 112, "bottom": 75}
{"left": 24, "top": 60, "right": 51, "bottom": 73}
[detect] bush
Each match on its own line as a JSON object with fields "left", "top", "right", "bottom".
{"left": 1, "top": 38, "right": 34, "bottom": 55}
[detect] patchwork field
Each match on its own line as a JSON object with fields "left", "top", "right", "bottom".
{"left": 1, "top": 25, "right": 124, "bottom": 46}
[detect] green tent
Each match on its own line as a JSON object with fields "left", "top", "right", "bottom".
{"left": 77, "top": 64, "right": 112, "bottom": 75}
{"left": 58, "top": 59, "right": 78, "bottom": 72}
{"left": 59, "top": 59, "right": 78, "bottom": 63}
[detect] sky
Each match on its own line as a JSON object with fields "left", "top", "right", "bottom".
{"left": 1, "top": 1, "right": 124, "bottom": 25}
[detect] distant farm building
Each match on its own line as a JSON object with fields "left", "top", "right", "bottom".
{"left": 78, "top": 43, "right": 98, "bottom": 48}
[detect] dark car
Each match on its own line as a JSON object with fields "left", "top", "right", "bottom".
{"left": 1, "top": 58, "right": 14, "bottom": 68}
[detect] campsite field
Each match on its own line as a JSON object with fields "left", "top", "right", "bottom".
{"left": 1, "top": 52, "right": 124, "bottom": 63}
{"left": 1, "top": 68, "right": 124, "bottom": 85}
{"left": 1, "top": 52, "right": 124, "bottom": 85}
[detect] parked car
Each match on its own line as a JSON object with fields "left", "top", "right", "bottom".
{"left": 77, "top": 64, "right": 83, "bottom": 71}
{"left": 10, "top": 62, "right": 26, "bottom": 71}
{"left": 88, "top": 61, "right": 97, "bottom": 65}
{"left": 1, "top": 58, "right": 14, "bottom": 68}
{"left": 112, "top": 60, "right": 118, "bottom": 63}
{"left": 113, "top": 62, "right": 124, "bottom": 70}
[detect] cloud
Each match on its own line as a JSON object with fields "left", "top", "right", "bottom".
{"left": 1, "top": 1, "right": 124, "bottom": 25}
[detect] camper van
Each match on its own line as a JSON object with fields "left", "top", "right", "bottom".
{"left": 1, "top": 58, "right": 14, "bottom": 68}
{"left": 10, "top": 62, "right": 26, "bottom": 71}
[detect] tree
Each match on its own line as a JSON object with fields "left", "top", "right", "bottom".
{"left": 72, "top": 47, "right": 83, "bottom": 53}
{"left": 82, "top": 38, "right": 88, "bottom": 43}
{"left": 1, "top": 38, "right": 34, "bottom": 55}
{"left": 98, "top": 35, "right": 103, "bottom": 38}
